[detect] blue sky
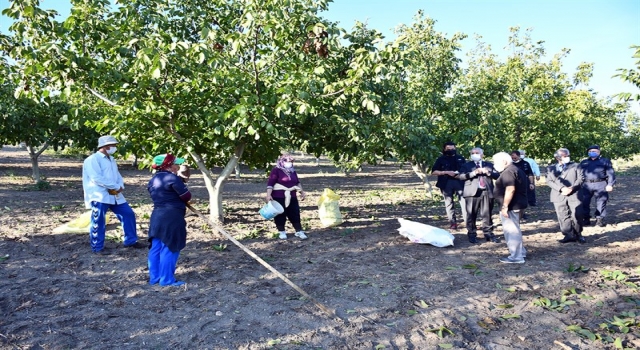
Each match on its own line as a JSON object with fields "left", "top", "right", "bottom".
{"left": 1, "top": 0, "right": 639, "bottom": 100}
{"left": 323, "top": 0, "right": 640, "bottom": 101}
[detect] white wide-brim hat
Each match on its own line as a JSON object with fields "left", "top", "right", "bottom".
{"left": 97, "top": 135, "right": 118, "bottom": 149}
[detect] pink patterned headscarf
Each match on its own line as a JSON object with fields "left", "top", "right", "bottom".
{"left": 276, "top": 154, "right": 295, "bottom": 177}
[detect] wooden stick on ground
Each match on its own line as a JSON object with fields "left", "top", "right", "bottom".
{"left": 186, "top": 204, "right": 342, "bottom": 322}
{"left": 553, "top": 340, "right": 572, "bottom": 350}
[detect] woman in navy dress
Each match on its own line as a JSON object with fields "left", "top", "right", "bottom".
{"left": 147, "top": 154, "right": 191, "bottom": 286}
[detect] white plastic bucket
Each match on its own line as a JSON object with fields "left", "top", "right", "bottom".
{"left": 259, "top": 200, "right": 284, "bottom": 220}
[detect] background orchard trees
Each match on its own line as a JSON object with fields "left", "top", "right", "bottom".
{"left": 391, "top": 13, "right": 465, "bottom": 196}
{"left": 614, "top": 45, "right": 640, "bottom": 102}
{"left": 3, "top": 0, "right": 395, "bottom": 222}
{"left": 0, "top": 48, "right": 98, "bottom": 185}
{"left": 448, "top": 27, "right": 640, "bottom": 162}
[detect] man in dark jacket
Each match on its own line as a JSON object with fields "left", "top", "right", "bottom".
{"left": 457, "top": 147, "right": 500, "bottom": 243}
{"left": 492, "top": 152, "right": 528, "bottom": 263}
{"left": 431, "top": 142, "right": 467, "bottom": 230}
{"left": 510, "top": 150, "right": 535, "bottom": 221}
{"left": 579, "top": 145, "right": 616, "bottom": 227}
{"left": 547, "top": 148, "right": 585, "bottom": 243}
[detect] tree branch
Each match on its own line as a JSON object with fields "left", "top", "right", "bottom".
{"left": 84, "top": 85, "right": 118, "bottom": 106}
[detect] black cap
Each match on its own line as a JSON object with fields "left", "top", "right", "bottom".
{"left": 587, "top": 145, "right": 600, "bottom": 151}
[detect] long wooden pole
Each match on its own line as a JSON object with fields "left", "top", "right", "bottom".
{"left": 186, "top": 204, "right": 342, "bottom": 322}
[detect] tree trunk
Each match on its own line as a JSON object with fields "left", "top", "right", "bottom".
{"left": 25, "top": 142, "right": 49, "bottom": 184}
{"left": 411, "top": 161, "right": 435, "bottom": 199}
{"left": 234, "top": 163, "right": 241, "bottom": 179}
{"left": 189, "top": 143, "right": 245, "bottom": 224}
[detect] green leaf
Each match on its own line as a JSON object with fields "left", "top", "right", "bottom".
{"left": 614, "top": 337, "right": 623, "bottom": 349}
{"left": 267, "top": 339, "right": 281, "bottom": 345}
{"left": 314, "top": 67, "right": 325, "bottom": 75}
{"left": 496, "top": 304, "right": 513, "bottom": 309}
{"left": 151, "top": 67, "right": 161, "bottom": 79}
{"left": 439, "top": 344, "right": 453, "bottom": 349}
{"left": 501, "top": 314, "right": 520, "bottom": 319}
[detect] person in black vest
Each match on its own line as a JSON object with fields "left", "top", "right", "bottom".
{"left": 457, "top": 147, "right": 500, "bottom": 243}
{"left": 579, "top": 145, "right": 616, "bottom": 227}
{"left": 431, "top": 142, "right": 467, "bottom": 230}
{"left": 546, "top": 148, "right": 586, "bottom": 243}
{"left": 510, "top": 150, "right": 534, "bottom": 221}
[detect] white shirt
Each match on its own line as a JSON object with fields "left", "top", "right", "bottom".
{"left": 82, "top": 152, "right": 127, "bottom": 208}
{"left": 524, "top": 157, "right": 541, "bottom": 177}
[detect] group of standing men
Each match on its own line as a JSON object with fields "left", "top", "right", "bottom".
{"left": 431, "top": 142, "right": 616, "bottom": 263}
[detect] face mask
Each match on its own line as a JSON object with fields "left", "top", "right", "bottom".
{"left": 519, "top": 155, "right": 525, "bottom": 159}
{"left": 283, "top": 162, "right": 293, "bottom": 169}
{"left": 106, "top": 147, "right": 117, "bottom": 155}
{"left": 588, "top": 151, "right": 599, "bottom": 158}
{"left": 470, "top": 154, "right": 482, "bottom": 162}
{"left": 561, "top": 156, "right": 571, "bottom": 164}
{"left": 494, "top": 164, "right": 505, "bottom": 173}
{"left": 444, "top": 150, "right": 456, "bottom": 156}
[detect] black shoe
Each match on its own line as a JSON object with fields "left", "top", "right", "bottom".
{"left": 595, "top": 219, "right": 605, "bottom": 227}
{"left": 93, "top": 248, "right": 112, "bottom": 255}
{"left": 468, "top": 237, "right": 478, "bottom": 244}
{"left": 558, "top": 237, "right": 577, "bottom": 243}
{"left": 489, "top": 237, "right": 500, "bottom": 243}
{"left": 125, "top": 241, "right": 148, "bottom": 249}
{"left": 577, "top": 237, "right": 587, "bottom": 244}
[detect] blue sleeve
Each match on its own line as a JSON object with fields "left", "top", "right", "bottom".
{"left": 606, "top": 159, "right": 616, "bottom": 186}
{"left": 169, "top": 175, "right": 190, "bottom": 199}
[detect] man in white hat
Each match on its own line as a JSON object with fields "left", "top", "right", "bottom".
{"left": 82, "top": 135, "right": 143, "bottom": 254}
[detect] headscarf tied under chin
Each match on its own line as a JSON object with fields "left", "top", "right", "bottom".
{"left": 276, "top": 154, "right": 295, "bottom": 177}
{"left": 152, "top": 153, "right": 177, "bottom": 171}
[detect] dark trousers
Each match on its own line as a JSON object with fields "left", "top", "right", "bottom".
{"left": 465, "top": 189, "right": 494, "bottom": 239}
{"left": 581, "top": 182, "right": 608, "bottom": 219}
{"left": 553, "top": 198, "right": 583, "bottom": 238}
{"left": 527, "top": 185, "right": 537, "bottom": 206}
{"left": 273, "top": 197, "right": 303, "bottom": 232}
{"left": 441, "top": 182, "right": 467, "bottom": 223}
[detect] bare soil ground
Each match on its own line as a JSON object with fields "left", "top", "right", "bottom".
{"left": 0, "top": 146, "right": 639, "bottom": 350}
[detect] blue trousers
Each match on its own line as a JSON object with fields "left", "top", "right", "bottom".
{"left": 148, "top": 238, "right": 182, "bottom": 286}
{"left": 581, "top": 182, "right": 608, "bottom": 219}
{"left": 89, "top": 201, "right": 138, "bottom": 252}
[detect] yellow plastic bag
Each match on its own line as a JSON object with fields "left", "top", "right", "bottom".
{"left": 317, "top": 188, "right": 343, "bottom": 228}
{"left": 53, "top": 211, "right": 93, "bottom": 234}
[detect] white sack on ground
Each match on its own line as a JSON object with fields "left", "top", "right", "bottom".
{"left": 397, "top": 218, "right": 455, "bottom": 247}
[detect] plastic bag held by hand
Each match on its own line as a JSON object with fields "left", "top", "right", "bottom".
{"left": 317, "top": 188, "right": 343, "bottom": 227}
{"left": 397, "top": 218, "right": 454, "bottom": 247}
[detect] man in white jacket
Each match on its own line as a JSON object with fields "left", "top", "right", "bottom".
{"left": 82, "top": 135, "right": 143, "bottom": 254}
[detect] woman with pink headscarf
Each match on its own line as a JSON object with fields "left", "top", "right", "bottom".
{"left": 265, "top": 154, "right": 307, "bottom": 240}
